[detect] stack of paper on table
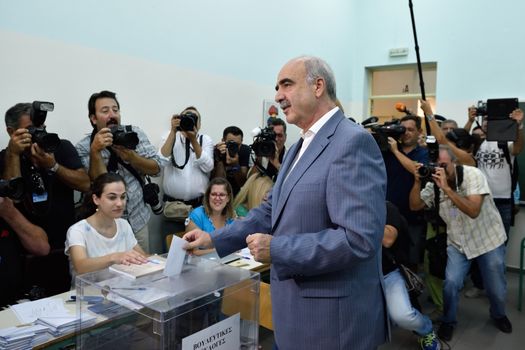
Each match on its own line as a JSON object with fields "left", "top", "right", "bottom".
{"left": 36, "top": 314, "right": 97, "bottom": 336}
{"left": 109, "top": 255, "right": 166, "bottom": 279}
{"left": 0, "top": 324, "right": 50, "bottom": 350}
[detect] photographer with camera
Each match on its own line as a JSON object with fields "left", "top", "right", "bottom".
{"left": 1, "top": 193, "right": 50, "bottom": 307}
{"left": 76, "top": 90, "right": 161, "bottom": 253}
{"left": 409, "top": 145, "right": 512, "bottom": 341}
{"left": 159, "top": 106, "right": 213, "bottom": 199}
{"left": 467, "top": 105, "right": 524, "bottom": 236}
{"left": 384, "top": 115, "right": 429, "bottom": 275}
{"left": 420, "top": 100, "right": 477, "bottom": 167}
{"left": 249, "top": 118, "right": 287, "bottom": 181}
{"left": 211, "top": 126, "right": 251, "bottom": 196}
{"left": 1, "top": 102, "right": 89, "bottom": 296}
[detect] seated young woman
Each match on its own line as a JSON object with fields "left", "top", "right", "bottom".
{"left": 65, "top": 173, "right": 148, "bottom": 281}
{"left": 185, "top": 177, "right": 236, "bottom": 257}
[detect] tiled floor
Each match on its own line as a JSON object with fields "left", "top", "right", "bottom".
{"left": 259, "top": 271, "right": 525, "bottom": 349}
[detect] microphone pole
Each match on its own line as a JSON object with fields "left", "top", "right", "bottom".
{"left": 408, "top": 0, "right": 430, "bottom": 133}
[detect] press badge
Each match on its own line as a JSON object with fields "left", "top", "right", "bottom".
{"left": 32, "top": 191, "right": 48, "bottom": 203}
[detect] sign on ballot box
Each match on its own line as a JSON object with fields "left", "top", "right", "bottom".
{"left": 182, "top": 313, "right": 240, "bottom": 350}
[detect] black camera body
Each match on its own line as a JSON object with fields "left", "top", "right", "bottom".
{"left": 109, "top": 125, "right": 139, "bottom": 150}
{"left": 418, "top": 163, "right": 438, "bottom": 180}
{"left": 0, "top": 177, "right": 24, "bottom": 201}
{"left": 474, "top": 100, "right": 487, "bottom": 116}
{"left": 29, "top": 101, "right": 61, "bottom": 153}
{"left": 365, "top": 120, "right": 406, "bottom": 152}
{"left": 177, "top": 111, "right": 198, "bottom": 132}
{"left": 225, "top": 141, "right": 239, "bottom": 158}
{"left": 142, "top": 181, "right": 163, "bottom": 215}
{"left": 251, "top": 127, "right": 276, "bottom": 157}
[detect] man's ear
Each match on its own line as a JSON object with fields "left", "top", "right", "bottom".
{"left": 313, "top": 77, "right": 325, "bottom": 98}
{"left": 6, "top": 126, "right": 15, "bottom": 136}
{"left": 89, "top": 114, "right": 97, "bottom": 128}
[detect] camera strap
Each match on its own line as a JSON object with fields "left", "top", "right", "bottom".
{"left": 170, "top": 134, "right": 202, "bottom": 170}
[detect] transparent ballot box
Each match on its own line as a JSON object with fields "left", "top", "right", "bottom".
{"left": 75, "top": 255, "right": 260, "bottom": 349}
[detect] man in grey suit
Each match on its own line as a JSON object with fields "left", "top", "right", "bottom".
{"left": 184, "top": 56, "right": 388, "bottom": 349}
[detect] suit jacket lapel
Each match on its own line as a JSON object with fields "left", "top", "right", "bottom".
{"left": 271, "top": 111, "right": 345, "bottom": 228}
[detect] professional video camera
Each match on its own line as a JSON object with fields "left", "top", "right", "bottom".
{"left": 177, "top": 111, "right": 198, "bottom": 132}
{"left": 362, "top": 117, "right": 406, "bottom": 152}
{"left": 250, "top": 127, "right": 276, "bottom": 157}
{"left": 0, "top": 177, "right": 24, "bottom": 201}
{"left": 474, "top": 98, "right": 519, "bottom": 142}
{"left": 143, "top": 177, "right": 163, "bottom": 215}
{"left": 29, "top": 101, "right": 61, "bottom": 153}
{"left": 109, "top": 125, "right": 139, "bottom": 150}
{"left": 225, "top": 140, "right": 239, "bottom": 157}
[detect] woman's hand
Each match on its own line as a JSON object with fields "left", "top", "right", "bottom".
{"left": 111, "top": 250, "right": 148, "bottom": 265}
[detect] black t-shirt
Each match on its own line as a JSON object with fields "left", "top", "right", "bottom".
{"left": 0, "top": 218, "right": 24, "bottom": 307}
{"left": 382, "top": 201, "right": 410, "bottom": 275}
{"left": 0, "top": 139, "right": 83, "bottom": 249}
{"left": 225, "top": 144, "right": 251, "bottom": 196}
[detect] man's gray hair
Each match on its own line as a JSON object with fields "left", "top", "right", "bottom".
{"left": 295, "top": 56, "right": 337, "bottom": 101}
{"left": 439, "top": 144, "right": 458, "bottom": 163}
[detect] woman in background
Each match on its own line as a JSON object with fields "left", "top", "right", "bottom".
{"left": 185, "top": 177, "right": 235, "bottom": 256}
{"left": 233, "top": 173, "right": 273, "bottom": 217}
{"left": 65, "top": 173, "right": 147, "bottom": 281}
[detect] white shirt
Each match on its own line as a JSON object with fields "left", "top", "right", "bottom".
{"left": 65, "top": 218, "right": 138, "bottom": 284}
{"left": 158, "top": 131, "right": 214, "bottom": 200}
{"left": 289, "top": 107, "right": 339, "bottom": 173}
{"left": 420, "top": 165, "right": 506, "bottom": 259}
{"left": 475, "top": 140, "right": 514, "bottom": 199}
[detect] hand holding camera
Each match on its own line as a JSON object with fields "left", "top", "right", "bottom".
{"left": 8, "top": 128, "right": 32, "bottom": 155}
{"left": 30, "top": 143, "right": 57, "bottom": 170}
{"left": 510, "top": 108, "right": 524, "bottom": 126}
{"left": 91, "top": 127, "right": 114, "bottom": 152}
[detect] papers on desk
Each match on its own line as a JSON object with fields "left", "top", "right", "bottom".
{"left": 0, "top": 324, "right": 52, "bottom": 349}
{"left": 109, "top": 255, "right": 167, "bottom": 279}
{"left": 36, "top": 314, "right": 96, "bottom": 337}
{"left": 10, "top": 297, "right": 70, "bottom": 324}
{"left": 228, "top": 249, "right": 264, "bottom": 270}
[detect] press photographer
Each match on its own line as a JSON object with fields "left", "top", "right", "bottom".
{"left": 382, "top": 114, "right": 429, "bottom": 275}
{"left": 409, "top": 145, "right": 512, "bottom": 341}
{"left": 464, "top": 99, "right": 524, "bottom": 237}
{"left": 1, "top": 101, "right": 89, "bottom": 297}
{"left": 76, "top": 90, "right": 161, "bottom": 253}
{"left": 248, "top": 118, "right": 287, "bottom": 181}
{"left": 211, "top": 126, "right": 251, "bottom": 196}
{"left": 158, "top": 106, "right": 213, "bottom": 230}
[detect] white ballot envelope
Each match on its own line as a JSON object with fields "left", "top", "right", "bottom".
{"left": 164, "top": 235, "right": 188, "bottom": 277}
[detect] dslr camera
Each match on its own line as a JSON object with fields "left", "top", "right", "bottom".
{"left": 251, "top": 127, "right": 276, "bottom": 157}
{"left": 0, "top": 177, "right": 24, "bottom": 201}
{"left": 29, "top": 101, "right": 61, "bottom": 153}
{"left": 418, "top": 163, "right": 439, "bottom": 181}
{"left": 473, "top": 100, "right": 487, "bottom": 116}
{"left": 177, "top": 111, "right": 198, "bottom": 132}
{"left": 109, "top": 125, "right": 139, "bottom": 150}
{"left": 362, "top": 118, "right": 406, "bottom": 152}
{"left": 225, "top": 140, "right": 239, "bottom": 158}
{"left": 142, "top": 178, "right": 163, "bottom": 215}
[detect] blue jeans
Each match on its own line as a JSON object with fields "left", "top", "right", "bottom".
{"left": 442, "top": 244, "right": 507, "bottom": 326}
{"left": 384, "top": 269, "right": 433, "bottom": 336}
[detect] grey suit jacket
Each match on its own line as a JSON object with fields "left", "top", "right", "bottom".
{"left": 212, "top": 110, "right": 388, "bottom": 349}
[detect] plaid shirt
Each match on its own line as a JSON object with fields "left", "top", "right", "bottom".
{"left": 76, "top": 126, "right": 161, "bottom": 233}
{"left": 420, "top": 165, "right": 506, "bottom": 259}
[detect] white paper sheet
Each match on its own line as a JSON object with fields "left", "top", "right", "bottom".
{"left": 10, "top": 298, "right": 71, "bottom": 324}
{"left": 163, "top": 235, "right": 188, "bottom": 277}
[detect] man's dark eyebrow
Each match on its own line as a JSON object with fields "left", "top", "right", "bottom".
{"left": 275, "top": 78, "right": 294, "bottom": 91}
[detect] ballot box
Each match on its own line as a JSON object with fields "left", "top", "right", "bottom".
{"left": 75, "top": 255, "right": 260, "bottom": 349}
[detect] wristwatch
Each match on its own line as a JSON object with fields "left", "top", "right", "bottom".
{"left": 426, "top": 114, "right": 435, "bottom": 121}
{"left": 49, "top": 162, "right": 60, "bottom": 173}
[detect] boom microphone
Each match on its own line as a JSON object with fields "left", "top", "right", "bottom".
{"left": 395, "top": 102, "right": 413, "bottom": 115}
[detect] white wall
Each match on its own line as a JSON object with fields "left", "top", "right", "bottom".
{"left": 348, "top": 0, "right": 525, "bottom": 123}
